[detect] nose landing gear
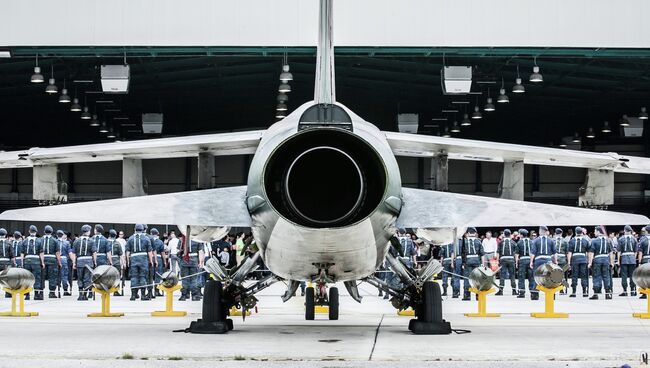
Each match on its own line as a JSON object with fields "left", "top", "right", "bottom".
{"left": 305, "top": 282, "right": 339, "bottom": 320}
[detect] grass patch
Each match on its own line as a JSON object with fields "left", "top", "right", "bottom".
{"left": 168, "top": 356, "right": 183, "bottom": 361}
{"left": 121, "top": 353, "right": 134, "bottom": 360}
{"left": 234, "top": 355, "right": 247, "bottom": 361}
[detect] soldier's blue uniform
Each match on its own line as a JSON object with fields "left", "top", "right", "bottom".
{"left": 553, "top": 229, "right": 569, "bottom": 294}
{"left": 589, "top": 232, "right": 613, "bottom": 299}
{"left": 568, "top": 229, "right": 590, "bottom": 297}
{"left": 126, "top": 225, "right": 152, "bottom": 301}
{"left": 638, "top": 229, "right": 650, "bottom": 299}
{"left": 12, "top": 232, "right": 23, "bottom": 268}
{"left": 0, "top": 229, "right": 14, "bottom": 271}
{"left": 516, "top": 230, "right": 534, "bottom": 298}
{"left": 41, "top": 227, "right": 60, "bottom": 298}
{"left": 56, "top": 231, "right": 72, "bottom": 295}
{"left": 92, "top": 229, "right": 111, "bottom": 266}
{"left": 22, "top": 225, "right": 43, "bottom": 300}
{"left": 149, "top": 229, "right": 165, "bottom": 298}
{"left": 439, "top": 242, "right": 455, "bottom": 296}
{"left": 462, "top": 229, "right": 484, "bottom": 301}
{"left": 452, "top": 238, "right": 463, "bottom": 298}
{"left": 180, "top": 240, "right": 203, "bottom": 301}
{"left": 108, "top": 230, "right": 124, "bottom": 296}
{"left": 617, "top": 226, "right": 637, "bottom": 296}
{"left": 530, "top": 228, "right": 556, "bottom": 300}
{"left": 496, "top": 231, "right": 517, "bottom": 295}
{"left": 73, "top": 225, "right": 96, "bottom": 301}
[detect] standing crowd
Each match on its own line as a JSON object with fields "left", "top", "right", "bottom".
{"left": 0, "top": 223, "right": 259, "bottom": 302}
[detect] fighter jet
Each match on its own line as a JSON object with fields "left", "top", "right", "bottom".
{"left": 1, "top": 0, "right": 649, "bottom": 334}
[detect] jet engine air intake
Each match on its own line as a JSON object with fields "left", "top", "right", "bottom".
{"left": 264, "top": 129, "right": 386, "bottom": 228}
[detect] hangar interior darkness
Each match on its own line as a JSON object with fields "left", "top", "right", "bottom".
{"left": 1, "top": 46, "right": 649, "bottom": 218}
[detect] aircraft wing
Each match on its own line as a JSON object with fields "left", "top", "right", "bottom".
{"left": 0, "top": 130, "right": 265, "bottom": 168}
{"left": 396, "top": 187, "right": 649, "bottom": 228}
{"left": 0, "top": 186, "right": 251, "bottom": 227}
{"left": 385, "top": 132, "right": 650, "bottom": 174}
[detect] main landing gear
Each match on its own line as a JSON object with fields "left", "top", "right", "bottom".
{"left": 365, "top": 252, "right": 452, "bottom": 335}
{"left": 304, "top": 282, "right": 339, "bottom": 321}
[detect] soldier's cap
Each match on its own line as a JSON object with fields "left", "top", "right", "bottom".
{"left": 13, "top": 231, "right": 21, "bottom": 238}
{"left": 143, "top": 224, "right": 148, "bottom": 230}
{"left": 503, "top": 229, "right": 511, "bottom": 236}
{"left": 555, "top": 228, "right": 563, "bottom": 235}
{"left": 594, "top": 226, "right": 603, "bottom": 233}
{"left": 135, "top": 224, "right": 144, "bottom": 232}
{"left": 574, "top": 226, "right": 583, "bottom": 234}
{"left": 519, "top": 229, "right": 529, "bottom": 236}
{"left": 0, "top": 228, "right": 6, "bottom": 236}
{"left": 624, "top": 225, "right": 633, "bottom": 232}
{"left": 81, "top": 224, "right": 92, "bottom": 233}
{"left": 44, "top": 225, "right": 54, "bottom": 234}
{"left": 94, "top": 224, "right": 104, "bottom": 232}
{"left": 467, "top": 227, "right": 477, "bottom": 234}
{"left": 398, "top": 228, "right": 406, "bottom": 234}
{"left": 150, "top": 228, "right": 159, "bottom": 236}
{"left": 56, "top": 230, "right": 64, "bottom": 237}
{"left": 109, "top": 229, "right": 117, "bottom": 237}
{"left": 645, "top": 225, "right": 650, "bottom": 232}
{"left": 28, "top": 225, "right": 37, "bottom": 233}
{"left": 539, "top": 225, "right": 548, "bottom": 232}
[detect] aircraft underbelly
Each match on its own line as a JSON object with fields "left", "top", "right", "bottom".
{"left": 261, "top": 217, "right": 384, "bottom": 282}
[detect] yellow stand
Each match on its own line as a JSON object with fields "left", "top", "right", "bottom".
{"left": 315, "top": 305, "right": 329, "bottom": 314}
{"left": 465, "top": 287, "right": 501, "bottom": 317}
{"left": 0, "top": 288, "right": 39, "bottom": 317}
{"left": 530, "top": 285, "right": 568, "bottom": 318}
{"left": 152, "top": 285, "right": 187, "bottom": 317}
{"left": 397, "top": 308, "right": 415, "bottom": 316}
{"left": 229, "top": 306, "right": 251, "bottom": 317}
{"left": 632, "top": 288, "right": 650, "bottom": 319}
{"left": 87, "top": 287, "right": 124, "bottom": 317}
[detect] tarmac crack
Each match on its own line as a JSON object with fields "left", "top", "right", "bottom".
{"left": 367, "top": 313, "right": 384, "bottom": 361}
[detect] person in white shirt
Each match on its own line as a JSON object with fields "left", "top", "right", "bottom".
{"left": 166, "top": 230, "right": 181, "bottom": 274}
{"left": 481, "top": 231, "right": 498, "bottom": 264}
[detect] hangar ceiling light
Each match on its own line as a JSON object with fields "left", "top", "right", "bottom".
{"left": 601, "top": 121, "right": 611, "bottom": 133}
{"left": 279, "top": 64, "right": 293, "bottom": 82}
{"left": 639, "top": 107, "right": 648, "bottom": 120}
{"left": 572, "top": 132, "right": 581, "bottom": 143}
{"left": 90, "top": 114, "right": 100, "bottom": 127}
{"left": 58, "top": 80, "right": 70, "bottom": 103}
{"left": 277, "top": 93, "right": 288, "bottom": 102}
{"left": 586, "top": 127, "right": 595, "bottom": 139}
{"left": 512, "top": 65, "right": 525, "bottom": 94}
{"left": 99, "top": 121, "right": 109, "bottom": 133}
{"left": 497, "top": 78, "right": 509, "bottom": 103}
{"left": 30, "top": 55, "right": 44, "bottom": 83}
{"left": 80, "top": 106, "right": 91, "bottom": 120}
{"left": 276, "top": 102, "right": 287, "bottom": 111}
{"left": 441, "top": 126, "right": 451, "bottom": 137}
{"left": 483, "top": 90, "right": 495, "bottom": 111}
{"left": 471, "top": 105, "right": 482, "bottom": 119}
{"left": 278, "top": 83, "right": 291, "bottom": 93}
{"left": 461, "top": 113, "right": 471, "bottom": 126}
{"left": 70, "top": 98, "right": 81, "bottom": 112}
{"left": 619, "top": 114, "right": 630, "bottom": 127}
{"left": 450, "top": 120, "right": 461, "bottom": 133}
{"left": 275, "top": 110, "right": 286, "bottom": 119}
{"left": 529, "top": 57, "right": 543, "bottom": 83}
{"left": 45, "top": 65, "right": 58, "bottom": 94}
{"left": 106, "top": 128, "right": 116, "bottom": 139}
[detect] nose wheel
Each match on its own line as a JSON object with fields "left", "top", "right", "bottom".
{"left": 305, "top": 283, "right": 339, "bottom": 320}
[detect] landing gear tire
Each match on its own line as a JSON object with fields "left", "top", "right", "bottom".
{"left": 408, "top": 281, "right": 452, "bottom": 335}
{"left": 305, "top": 287, "right": 315, "bottom": 320}
{"left": 328, "top": 287, "right": 339, "bottom": 320}
{"left": 187, "top": 280, "right": 231, "bottom": 334}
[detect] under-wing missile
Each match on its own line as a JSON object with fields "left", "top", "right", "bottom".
{"left": 469, "top": 265, "right": 499, "bottom": 291}
{"left": 633, "top": 263, "right": 650, "bottom": 290}
{"left": 160, "top": 271, "right": 179, "bottom": 288}
{"left": 534, "top": 262, "right": 568, "bottom": 289}
{"left": 0, "top": 267, "right": 35, "bottom": 290}
{"left": 88, "top": 265, "right": 120, "bottom": 292}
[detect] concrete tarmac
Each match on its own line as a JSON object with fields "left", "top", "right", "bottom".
{"left": 0, "top": 281, "right": 648, "bottom": 367}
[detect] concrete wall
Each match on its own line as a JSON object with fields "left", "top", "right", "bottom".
{"left": 1, "top": 0, "right": 649, "bottom": 48}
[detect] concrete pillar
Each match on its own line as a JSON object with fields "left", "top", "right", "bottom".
{"left": 499, "top": 160, "right": 524, "bottom": 201}
{"left": 578, "top": 169, "right": 614, "bottom": 208}
{"left": 33, "top": 164, "right": 67, "bottom": 201}
{"left": 122, "top": 158, "right": 146, "bottom": 197}
{"left": 430, "top": 154, "right": 448, "bottom": 191}
{"left": 197, "top": 152, "right": 216, "bottom": 189}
